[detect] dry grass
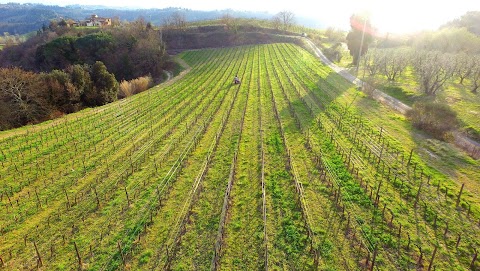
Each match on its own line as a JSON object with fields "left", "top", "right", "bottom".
{"left": 118, "top": 76, "right": 153, "bottom": 98}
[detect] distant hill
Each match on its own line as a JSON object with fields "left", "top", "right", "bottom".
{"left": 0, "top": 3, "right": 277, "bottom": 35}
{"left": 442, "top": 11, "right": 480, "bottom": 35}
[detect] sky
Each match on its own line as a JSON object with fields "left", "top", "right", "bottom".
{"left": 3, "top": 0, "right": 480, "bottom": 34}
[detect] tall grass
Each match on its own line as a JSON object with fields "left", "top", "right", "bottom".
{"left": 118, "top": 75, "right": 153, "bottom": 98}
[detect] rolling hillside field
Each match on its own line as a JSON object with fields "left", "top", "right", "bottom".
{"left": 0, "top": 43, "right": 479, "bottom": 270}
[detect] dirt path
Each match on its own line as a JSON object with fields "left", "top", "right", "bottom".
{"left": 303, "top": 38, "right": 480, "bottom": 158}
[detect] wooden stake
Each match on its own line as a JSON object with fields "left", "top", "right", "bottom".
{"left": 414, "top": 181, "right": 423, "bottom": 208}
{"left": 471, "top": 249, "right": 478, "bottom": 270}
{"left": 370, "top": 246, "right": 378, "bottom": 271}
{"left": 117, "top": 242, "right": 125, "bottom": 266}
{"left": 124, "top": 186, "right": 130, "bottom": 206}
{"left": 456, "top": 183, "right": 465, "bottom": 208}
{"left": 407, "top": 148, "right": 414, "bottom": 166}
{"left": 74, "top": 242, "right": 82, "bottom": 267}
{"left": 33, "top": 241, "right": 42, "bottom": 267}
{"left": 428, "top": 245, "right": 438, "bottom": 271}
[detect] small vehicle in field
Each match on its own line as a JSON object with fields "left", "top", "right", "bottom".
{"left": 233, "top": 75, "right": 241, "bottom": 84}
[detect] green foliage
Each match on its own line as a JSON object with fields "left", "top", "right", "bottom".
{"left": 442, "top": 11, "right": 480, "bottom": 35}
{"left": 83, "top": 61, "right": 118, "bottom": 106}
{"left": 3, "top": 22, "right": 168, "bottom": 82}
{"left": 68, "top": 64, "right": 92, "bottom": 98}
{"left": 407, "top": 101, "right": 459, "bottom": 139}
{"left": 319, "top": 239, "right": 333, "bottom": 259}
{"left": 139, "top": 249, "right": 153, "bottom": 264}
{"left": 413, "top": 27, "right": 480, "bottom": 54}
{"left": 36, "top": 35, "right": 78, "bottom": 69}
{"left": 346, "top": 14, "right": 374, "bottom": 65}
{"left": 75, "top": 32, "right": 115, "bottom": 63}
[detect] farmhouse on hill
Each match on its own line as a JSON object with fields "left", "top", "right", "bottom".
{"left": 81, "top": 14, "right": 112, "bottom": 27}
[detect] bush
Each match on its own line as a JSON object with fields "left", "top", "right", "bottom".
{"left": 83, "top": 61, "right": 118, "bottom": 106}
{"left": 407, "top": 101, "right": 459, "bottom": 140}
{"left": 118, "top": 75, "right": 153, "bottom": 99}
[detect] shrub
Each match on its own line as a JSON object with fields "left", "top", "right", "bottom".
{"left": 83, "top": 61, "right": 118, "bottom": 106}
{"left": 118, "top": 75, "right": 153, "bottom": 99}
{"left": 407, "top": 101, "right": 459, "bottom": 140}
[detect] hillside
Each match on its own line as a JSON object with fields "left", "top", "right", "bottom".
{"left": 0, "top": 43, "right": 478, "bottom": 270}
{"left": 442, "top": 11, "right": 480, "bottom": 35}
{"left": 0, "top": 3, "right": 325, "bottom": 36}
{"left": 0, "top": 3, "right": 272, "bottom": 35}
{"left": 162, "top": 24, "right": 304, "bottom": 54}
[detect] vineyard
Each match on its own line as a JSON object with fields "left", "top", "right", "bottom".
{"left": 0, "top": 43, "right": 479, "bottom": 270}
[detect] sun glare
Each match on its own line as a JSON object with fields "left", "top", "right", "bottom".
{"left": 363, "top": 0, "right": 478, "bottom": 34}
{"left": 11, "top": 0, "right": 480, "bottom": 34}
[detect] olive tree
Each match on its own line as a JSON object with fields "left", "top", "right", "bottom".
{"left": 469, "top": 55, "right": 480, "bottom": 93}
{"left": 413, "top": 50, "right": 455, "bottom": 95}
{"left": 380, "top": 48, "right": 411, "bottom": 81}
{"left": 454, "top": 52, "right": 476, "bottom": 85}
{"left": 362, "top": 48, "right": 384, "bottom": 77}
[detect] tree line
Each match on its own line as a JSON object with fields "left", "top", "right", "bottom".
{"left": 0, "top": 62, "right": 118, "bottom": 130}
{"left": 362, "top": 48, "right": 480, "bottom": 95}
{"left": 0, "top": 19, "right": 167, "bottom": 130}
{"left": 0, "top": 19, "right": 168, "bottom": 81}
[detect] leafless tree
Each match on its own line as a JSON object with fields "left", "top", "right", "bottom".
{"left": 362, "top": 48, "right": 384, "bottom": 77}
{"left": 221, "top": 13, "right": 240, "bottom": 33}
{"left": 381, "top": 48, "right": 411, "bottom": 81}
{"left": 469, "top": 55, "right": 480, "bottom": 93}
{"left": 272, "top": 16, "right": 282, "bottom": 30}
{"left": 413, "top": 50, "right": 455, "bottom": 95}
{"left": 0, "top": 67, "right": 50, "bottom": 127}
{"left": 454, "top": 52, "right": 476, "bottom": 85}
{"left": 163, "top": 11, "right": 186, "bottom": 30}
{"left": 274, "top": 11, "right": 295, "bottom": 31}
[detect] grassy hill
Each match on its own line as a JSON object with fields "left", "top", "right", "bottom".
{"left": 0, "top": 43, "right": 479, "bottom": 270}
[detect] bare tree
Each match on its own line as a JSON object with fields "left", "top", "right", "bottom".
{"left": 325, "top": 27, "right": 345, "bottom": 43}
{"left": 454, "top": 52, "right": 476, "bottom": 85}
{"left": 469, "top": 55, "right": 480, "bottom": 93}
{"left": 381, "top": 48, "right": 411, "bottom": 81}
{"left": 274, "top": 11, "right": 295, "bottom": 31}
{"left": 272, "top": 15, "right": 282, "bottom": 30}
{"left": 0, "top": 67, "right": 50, "bottom": 127}
{"left": 413, "top": 50, "right": 455, "bottom": 95}
{"left": 163, "top": 11, "right": 186, "bottom": 30}
{"left": 362, "top": 48, "right": 384, "bottom": 77}
{"left": 221, "top": 13, "right": 240, "bottom": 33}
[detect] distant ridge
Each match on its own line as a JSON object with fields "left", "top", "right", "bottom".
{"left": 441, "top": 11, "right": 480, "bottom": 35}
{"left": 0, "top": 3, "right": 324, "bottom": 35}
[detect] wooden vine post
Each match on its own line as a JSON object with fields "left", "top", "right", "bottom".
{"left": 471, "top": 248, "right": 478, "bottom": 270}
{"left": 456, "top": 183, "right": 465, "bottom": 208}
{"left": 370, "top": 246, "right": 378, "bottom": 271}
{"left": 428, "top": 245, "right": 438, "bottom": 271}
{"left": 117, "top": 241, "right": 125, "bottom": 266}
{"left": 74, "top": 242, "right": 82, "bottom": 267}
{"left": 33, "top": 241, "right": 42, "bottom": 267}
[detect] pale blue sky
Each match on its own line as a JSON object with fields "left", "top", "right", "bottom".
{"left": 3, "top": 0, "right": 479, "bottom": 33}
